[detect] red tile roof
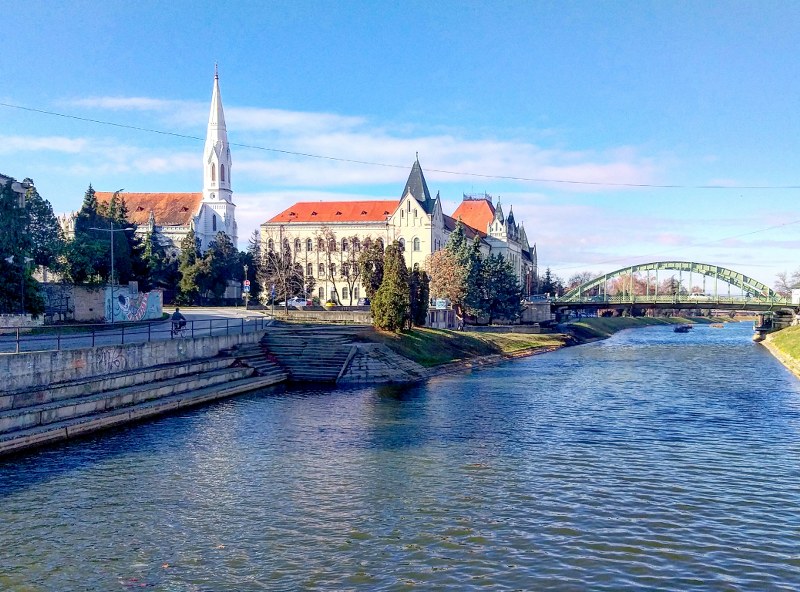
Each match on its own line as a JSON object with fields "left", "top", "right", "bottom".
{"left": 267, "top": 200, "right": 400, "bottom": 224}
{"left": 451, "top": 199, "right": 495, "bottom": 234}
{"left": 443, "top": 215, "right": 486, "bottom": 239}
{"left": 97, "top": 192, "right": 202, "bottom": 226}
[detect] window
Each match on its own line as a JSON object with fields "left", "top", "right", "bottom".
{"left": 210, "top": 164, "right": 216, "bottom": 182}
{"left": 398, "top": 238, "right": 405, "bottom": 251}
{"left": 283, "top": 238, "right": 289, "bottom": 252}
{"left": 354, "top": 287, "right": 359, "bottom": 299}
{"left": 376, "top": 238, "right": 384, "bottom": 251}
{"left": 221, "top": 164, "right": 225, "bottom": 183}
{"left": 306, "top": 238, "right": 313, "bottom": 251}
{"left": 318, "top": 263, "right": 325, "bottom": 276}
{"left": 413, "top": 237, "right": 420, "bottom": 251}
{"left": 319, "top": 287, "right": 324, "bottom": 300}
{"left": 341, "top": 238, "right": 348, "bottom": 251}
{"left": 295, "top": 238, "right": 301, "bottom": 251}
{"left": 329, "top": 238, "right": 336, "bottom": 252}
{"left": 342, "top": 263, "right": 349, "bottom": 277}
{"left": 352, "top": 238, "right": 360, "bottom": 251}
{"left": 307, "top": 263, "right": 313, "bottom": 276}
{"left": 401, "top": 209, "right": 404, "bottom": 218}
{"left": 413, "top": 209, "right": 417, "bottom": 218}
{"left": 407, "top": 200, "right": 411, "bottom": 212}
{"left": 268, "top": 239, "right": 274, "bottom": 251}
{"left": 330, "top": 263, "right": 336, "bottom": 277}
{"left": 212, "top": 216, "right": 217, "bottom": 232}
{"left": 317, "top": 238, "right": 325, "bottom": 250}
{"left": 342, "top": 287, "right": 349, "bottom": 300}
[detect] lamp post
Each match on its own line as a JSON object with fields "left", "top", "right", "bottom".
{"left": 90, "top": 189, "right": 134, "bottom": 324}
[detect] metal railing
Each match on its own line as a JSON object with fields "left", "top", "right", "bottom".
{"left": 0, "top": 316, "right": 271, "bottom": 355}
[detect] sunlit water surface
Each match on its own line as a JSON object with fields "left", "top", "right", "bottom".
{"left": 2, "top": 322, "right": 800, "bottom": 590}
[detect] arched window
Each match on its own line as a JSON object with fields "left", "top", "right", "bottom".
{"left": 210, "top": 164, "right": 216, "bottom": 182}
{"left": 318, "top": 263, "right": 325, "bottom": 276}
{"left": 342, "top": 263, "right": 350, "bottom": 277}
{"left": 221, "top": 164, "right": 225, "bottom": 183}
{"left": 268, "top": 239, "right": 274, "bottom": 251}
{"left": 413, "top": 209, "right": 417, "bottom": 218}
{"left": 352, "top": 238, "right": 360, "bottom": 251}
{"left": 329, "top": 238, "right": 336, "bottom": 252}
{"left": 398, "top": 238, "right": 405, "bottom": 251}
{"left": 212, "top": 216, "right": 217, "bottom": 232}
{"left": 330, "top": 263, "right": 336, "bottom": 277}
{"left": 307, "top": 263, "right": 313, "bottom": 276}
{"left": 306, "top": 238, "right": 313, "bottom": 251}
{"left": 317, "top": 238, "right": 325, "bottom": 250}
{"left": 341, "top": 238, "right": 348, "bottom": 251}
{"left": 294, "top": 238, "right": 301, "bottom": 251}
{"left": 413, "top": 237, "right": 420, "bottom": 251}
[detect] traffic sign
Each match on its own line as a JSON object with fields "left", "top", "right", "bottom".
{"left": 243, "top": 285, "right": 250, "bottom": 293}
{"left": 243, "top": 280, "right": 251, "bottom": 286}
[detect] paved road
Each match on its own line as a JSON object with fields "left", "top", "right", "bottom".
{"left": 0, "top": 307, "right": 273, "bottom": 354}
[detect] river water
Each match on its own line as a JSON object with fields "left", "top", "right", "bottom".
{"left": 2, "top": 322, "right": 800, "bottom": 591}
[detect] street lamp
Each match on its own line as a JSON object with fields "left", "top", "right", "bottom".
{"left": 90, "top": 189, "right": 134, "bottom": 324}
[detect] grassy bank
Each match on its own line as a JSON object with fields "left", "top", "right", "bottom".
{"left": 565, "top": 316, "right": 719, "bottom": 340}
{"left": 361, "top": 327, "right": 568, "bottom": 368}
{"left": 766, "top": 325, "right": 800, "bottom": 362}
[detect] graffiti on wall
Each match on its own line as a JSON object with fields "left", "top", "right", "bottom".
{"left": 94, "top": 348, "right": 127, "bottom": 374}
{"left": 105, "top": 289, "right": 163, "bottom": 323}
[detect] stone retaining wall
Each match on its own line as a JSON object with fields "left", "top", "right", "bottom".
{"left": 1, "top": 331, "right": 265, "bottom": 393}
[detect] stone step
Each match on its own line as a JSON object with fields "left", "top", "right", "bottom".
{"left": 0, "top": 374, "right": 283, "bottom": 457}
{"left": 0, "top": 366, "right": 254, "bottom": 436}
{"left": 1, "top": 357, "right": 235, "bottom": 411}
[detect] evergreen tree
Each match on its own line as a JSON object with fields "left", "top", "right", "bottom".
{"left": 198, "top": 231, "right": 239, "bottom": 303}
{"left": 461, "top": 236, "right": 484, "bottom": 318}
{"left": 409, "top": 264, "right": 430, "bottom": 327}
{"left": 480, "top": 254, "right": 523, "bottom": 323}
{"left": 24, "top": 182, "right": 65, "bottom": 272}
{"left": 358, "top": 238, "right": 385, "bottom": 299}
{"left": 0, "top": 178, "right": 43, "bottom": 315}
{"left": 245, "top": 229, "right": 264, "bottom": 303}
{"left": 176, "top": 229, "right": 201, "bottom": 304}
{"left": 371, "top": 241, "right": 410, "bottom": 331}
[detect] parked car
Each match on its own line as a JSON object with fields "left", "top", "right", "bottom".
{"left": 357, "top": 297, "right": 370, "bottom": 306}
{"left": 278, "top": 297, "right": 308, "bottom": 307}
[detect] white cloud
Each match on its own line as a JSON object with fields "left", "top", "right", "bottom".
{"left": 0, "top": 135, "right": 90, "bottom": 154}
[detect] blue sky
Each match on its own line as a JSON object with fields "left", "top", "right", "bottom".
{"left": 3, "top": 0, "right": 800, "bottom": 287}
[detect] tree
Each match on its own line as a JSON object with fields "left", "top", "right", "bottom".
{"left": 197, "top": 231, "right": 239, "bottom": 304}
{"left": 314, "top": 226, "right": 341, "bottom": 303}
{"left": 23, "top": 182, "right": 65, "bottom": 272}
{"left": 409, "top": 264, "right": 430, "bottom": 327}
{"left": 340, "top": 234, "right": 364, "bottom": 305}
{"left": 258, "top": 229, "right": 303, "bottom": 307}
{"left": 566, "top": 271, "right": 597, "bottom": 293}
{"left": 358, "top": 237, "right": 384, "bottom": 300}
{"left": 176, "top": 229, "right": 201, "bottom": 304}
{"left": 479, "top": 254, "right": 523, "bottom": 323}
{"left": 244, "top": 229, "right": 264, "bottom": 303}
{"left": 426, "top": 249, "right": 465, "bottom": 309}
{"left": 775, "top": 269, "right": 800, "bottom": 298}
{"left": 65, "top": 185, "right": 107, "bottom": 284}
{"left": 371, "top": 241, "right": 410, "bottom": 331}
{"left": 0, "top": 178, "right": 43, "bottom": 315}
{"left": 539, "top": 267, "right": 564, "bottom": 296}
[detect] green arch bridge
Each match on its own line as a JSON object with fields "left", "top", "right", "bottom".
{"left": 553, "top": 261, "right": 795, "bottom": 312}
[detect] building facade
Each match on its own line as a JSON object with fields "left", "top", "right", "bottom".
{"left": 261, "top": 158, "right": 537, "bottom": 304}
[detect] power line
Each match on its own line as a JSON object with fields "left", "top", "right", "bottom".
{"left": 4, "top": 101, "right": 800, "bottom": 190}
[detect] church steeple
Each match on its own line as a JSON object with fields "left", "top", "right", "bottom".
{"left": 203, "top": 66, "right": 232, "bottom": 201}
{"left": 200, "top": 66, "right": 237, "bottom": 250}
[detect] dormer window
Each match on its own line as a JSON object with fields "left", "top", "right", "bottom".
{"left": 311, "top": 211, "right": 317, "bottom": 216}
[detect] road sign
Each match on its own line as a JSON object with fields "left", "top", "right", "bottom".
{"left": 243, "top": 285, "right": 251, "bottom": 293}
{"left": 243, "top": 280, "right": 250, "bottom": 286}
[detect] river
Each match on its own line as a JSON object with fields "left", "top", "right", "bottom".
{"left": 2, "top": 321, "right": 800, "bottom": 590}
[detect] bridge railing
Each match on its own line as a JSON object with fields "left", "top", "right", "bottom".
{"left": 0, "top": 316, "right": 271, "bottom": 355}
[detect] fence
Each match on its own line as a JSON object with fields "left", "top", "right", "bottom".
{"left": 0, "top": 316, "right": 270, "bottom": 355}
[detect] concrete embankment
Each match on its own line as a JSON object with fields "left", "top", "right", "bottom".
{"left": 0, "top": 331, "right": 287, "bottom": 457}
{"left": 762, "top": 325, "right": 800, "bottom": 380}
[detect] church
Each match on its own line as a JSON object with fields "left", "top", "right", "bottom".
{"left": 262, "top": 158, "right": 538, "bottom": 305}
{"left": 62, "top": 69, "right": 238, "bottom": 253}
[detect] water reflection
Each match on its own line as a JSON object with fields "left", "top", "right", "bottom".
{"left": 2, "top": 322, "right": 800, "bottom": 590}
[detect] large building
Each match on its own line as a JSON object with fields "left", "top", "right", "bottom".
{"left": 62, "top": 70, "right": 238, "bottom": 253}
{"left": 262, "top": 159, "right": 537, "bottom": 304}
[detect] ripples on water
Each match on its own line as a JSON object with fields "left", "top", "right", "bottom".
{"left": 2, "top": 322, "right": 800, "bottom": 590}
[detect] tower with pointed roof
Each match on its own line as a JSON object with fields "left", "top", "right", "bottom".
{"left": 198, "top": 66, "right": 237, "bottom": 250}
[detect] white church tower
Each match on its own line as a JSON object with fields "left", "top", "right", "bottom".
{"left": 198, "top": 65, "right": 237, "bottom": 251}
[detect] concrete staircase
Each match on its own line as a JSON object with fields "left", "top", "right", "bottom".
{"left": 260, "top": 325, "right": 359, "bottom": 382}
{"left": 228, "top": 342, "right": 289, "bottom": 383}
{"left": 0, "top": 356, "right": 283, "bottom": 457}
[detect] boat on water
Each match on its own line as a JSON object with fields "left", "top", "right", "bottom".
{"left": 674, "top": 325, "right": 693, "bottom": 333}
{"left": 710, "top": 323, "right": 725, "bottom": 328}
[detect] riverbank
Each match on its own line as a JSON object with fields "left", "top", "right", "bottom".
{"left": 762, "top": 325, "right": 800, "bottom": 380}
{"left": 565, "top": 316, "right": 711, "bottom": 341}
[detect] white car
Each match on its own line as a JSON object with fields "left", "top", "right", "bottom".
{"left": 278, "top": 297, "right": 308, "bottom": 307}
